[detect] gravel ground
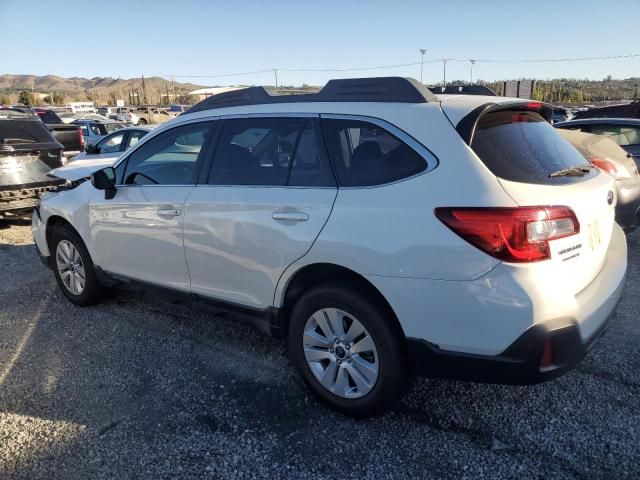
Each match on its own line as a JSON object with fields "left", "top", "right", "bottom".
{"left": 0, "top": 219, "right": 638, "bottom": 479}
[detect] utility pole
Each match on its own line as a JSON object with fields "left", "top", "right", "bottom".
{"left": 141, "top": 74, "right": 147, "bottom": 105}
{"left": 273, "top": 69, "right": 278, "bottom": 89}
{"left": 442, "top": 59, "right": 447, "bottom": 86}
{"left": 419, "top": 49, "right": 427, "bottom": 84}
{"left": 470, "top": 59, "right": 476, "bottom": 83}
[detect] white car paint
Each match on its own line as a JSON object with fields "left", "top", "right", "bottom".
{"left": 33, "top": 89, "right": 627, "bottom": 362}
{"left": 50, "top": 157, "right": 118, "bottom": 182}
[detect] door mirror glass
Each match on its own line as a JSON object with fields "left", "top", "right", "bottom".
{"left": 91, "top": 167, "right": 117, "bottom": 199}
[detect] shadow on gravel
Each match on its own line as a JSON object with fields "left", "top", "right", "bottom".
{"left": 0, "top": 218, "right": 31, "bottom": 230}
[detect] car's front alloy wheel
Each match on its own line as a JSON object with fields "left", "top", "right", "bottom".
{"left": 51, "top": 225, "right": 106, "bottom": 306}
{"left": 55, "top": 239, "right": 86, "bottom": 295}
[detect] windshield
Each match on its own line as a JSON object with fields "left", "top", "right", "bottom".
{"left": 471, "top": 110, "right": 595, "bottom": 185}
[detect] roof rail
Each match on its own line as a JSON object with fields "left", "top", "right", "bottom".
{"left": 428, "top": 85, "right": 498, "bottom": 96}
{"left": 186, "top": 77, "right": 437, "bottom": 114}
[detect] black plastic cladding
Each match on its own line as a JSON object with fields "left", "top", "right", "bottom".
{"left": 185, "top": 77, "right": 438, "bottom": 114}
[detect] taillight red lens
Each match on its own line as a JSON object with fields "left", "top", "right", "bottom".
{"left": 77, "top": 127, "right": 84, "bottom": 150}
{"left": 435, "top": 206, "right": 580, "bottom": 262}
{"left": 591, "top": 157, "right": 619, "bottom": 177}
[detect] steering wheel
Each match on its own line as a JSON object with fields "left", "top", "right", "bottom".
{"left": 125, "top": 172, "right": 159, "bottom": 185}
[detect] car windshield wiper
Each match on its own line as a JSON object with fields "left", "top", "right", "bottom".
{"left": 549, "top": 165, "right": 594, "bottom": 177}
{"left": 1, "top": 137, "right": 36, "bottom": 144}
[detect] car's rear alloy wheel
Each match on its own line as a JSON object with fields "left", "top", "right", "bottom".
{"left": 289, "top": 282, "right": 408, "bottom": 417}
{"left": 303, "top": 308, "right": 379, "bottom": 399}
{"left": 56, "top": 240, "right": 86, "bottom": 295}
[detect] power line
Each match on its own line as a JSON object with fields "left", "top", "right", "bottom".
{"left": 167, "top": 53, "right": 640, "bottom": 80}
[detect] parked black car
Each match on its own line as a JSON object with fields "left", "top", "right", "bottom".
{"left": 0, "top": 107, "right": 84, "bottom": 158}
{"left": 0, "top": 111, "right": 65, "bottom": 217}
{"left": 572, "top": 101, "right": 640, "bottom": 120}
{"left": 554, "top": 118, "right": 640, "bottom": 162}
{"left": 551, "top": 106, "right": 571, "bottom": 124}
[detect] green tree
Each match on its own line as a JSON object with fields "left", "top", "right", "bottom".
{"left": 0, "top": 94, "right": 10, "bottom": 105}
{"left": 18, "top": 90, "right": 35, "bottom": 106}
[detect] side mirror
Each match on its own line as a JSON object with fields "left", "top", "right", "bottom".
{"left": 86, "top": 143, "right": 99, "bottom": 154}
{"left": 90, "top": 167, "right": 117, "bottom": 200}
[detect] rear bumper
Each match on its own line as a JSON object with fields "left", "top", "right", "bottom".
{"left": 407, "top": 306, "right": 617, "bottom": 384}
{"left": 615, "top": 177, "right": 640, "bottom": 230}
{"left": 406, "top": 224, "right": 627, "bottom": 384}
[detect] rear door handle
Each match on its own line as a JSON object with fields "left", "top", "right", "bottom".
{"left": 157, "top": 208, "right": 182, "bottom": 218}
{"left": 272, "top": 211, "right": 309, "bottom": 222}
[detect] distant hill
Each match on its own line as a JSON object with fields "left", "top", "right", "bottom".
{"left": 0, "top": 74, "right": 207, "bottom": 105}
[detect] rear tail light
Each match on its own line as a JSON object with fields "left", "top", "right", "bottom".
{"left": 77, "top": 126, "right": 84, "bottom": 150}
{"left": 591, "top": 157, "right": 624, "bottom": 178}
{"left": 435, "top": 206, "right": 580, "bottom": 262}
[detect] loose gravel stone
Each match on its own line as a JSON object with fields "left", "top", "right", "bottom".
{"left": 0, "top": 219, "right": 638, "bottom": 479}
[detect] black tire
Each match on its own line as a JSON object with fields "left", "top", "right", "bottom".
{"left": 137, "top": 118, "right": 147, "bottom": 125}
{"left": 50, "top": 224, "right": 106, "bottom": 306}
{"left": 288, "top": 281, "right": 408, "bottom": 418}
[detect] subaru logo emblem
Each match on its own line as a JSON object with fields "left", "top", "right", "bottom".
{"left": 607, "top": 191, "right": 614, "bottom": 205}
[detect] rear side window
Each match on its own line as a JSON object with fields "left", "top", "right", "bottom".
{"left": 471, "top": 110, "right": 595, "bottom": 185}
{"left": 322, "top": 119, "right": 427, "bottom": 187}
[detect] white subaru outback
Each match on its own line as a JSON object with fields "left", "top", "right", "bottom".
{"left": 32, "top": 77, "right": 627, "bottom": 417}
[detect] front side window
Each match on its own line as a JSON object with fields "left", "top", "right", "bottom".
{"left": 322, "top": 119, "right": 427, "bottom": 187}
{"left": 120, "top": 122, "right": 213, "bottom": 185}
{"left": 98, "top": 132, "right": 125, "bottom": 154}
{"left": 209, "top": 117, "right": 333, "bottom": 187}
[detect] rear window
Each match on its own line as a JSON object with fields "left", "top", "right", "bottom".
{"left": 37, "top": 110, "right": 62, "bottom": 124}
{"left": 0, "top": 119, "right": 55, "bottom": 145}
{"left": 471, "top": 110, "right": 595, "bottom": 185}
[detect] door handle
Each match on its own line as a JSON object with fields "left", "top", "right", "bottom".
{"left": 157, "top": 208, "right": 182, "bottom": 218}
{"left": 272, "top": 211, "right": 309, "bottom": 222}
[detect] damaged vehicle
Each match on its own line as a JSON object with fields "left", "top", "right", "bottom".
{"left": 0, "top": 111, "right": 65, "bottom": 218}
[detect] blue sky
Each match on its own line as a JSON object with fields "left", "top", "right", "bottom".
{"left": 1, "top": 0, "right": 639, "bottom": 87}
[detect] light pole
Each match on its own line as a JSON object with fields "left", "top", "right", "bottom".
{"left": 470, "top": 59, "right": 476, "bottom": 83}
{"left": 442, "top": 59, "right": 447, "bottom": 86}
{"left": 419, "top": 49, "right": 427, "bottom": 84}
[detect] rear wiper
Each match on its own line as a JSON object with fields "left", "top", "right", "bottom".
{"left": 549, "top": 165, "right": 594, "bottom": 177}
{"left": 1, "top": 138, "right": 35, "bottom": 144}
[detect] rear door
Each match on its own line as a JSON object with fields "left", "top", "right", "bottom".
{"left": 468, "top": 108, "right": 616, "bottom": 294}
{"left": 183, "top": 116, "right": 337, "bottom": 308}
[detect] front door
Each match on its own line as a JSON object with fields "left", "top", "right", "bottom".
{"left": 183, "top": 116, "right": 337, "bottom": 308}
{"left": 89, "top": 120, "right": 216, "bottom": 291}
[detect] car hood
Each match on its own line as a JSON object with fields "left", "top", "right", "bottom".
{"left": 49, "top": 157, "right": 117, "bottom": 181}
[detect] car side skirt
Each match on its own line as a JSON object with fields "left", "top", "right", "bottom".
{"left": 94, "top": 267, "right": 284, "bottom": 338}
